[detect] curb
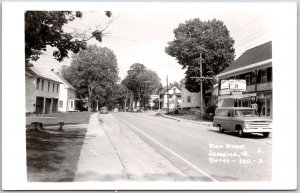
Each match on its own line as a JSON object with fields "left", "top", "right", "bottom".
{"left": 159, "top": 113, "right": 214, "bottom": 127}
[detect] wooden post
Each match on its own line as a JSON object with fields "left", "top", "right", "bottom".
{"left": 167, "top": 75, "right": 169, "bottom": 114}
{"left": 199, "top": 53, "right": 203, "bottom": 120}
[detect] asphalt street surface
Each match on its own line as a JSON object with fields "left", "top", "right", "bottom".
{"left": 101, "top": 112, "right": 272, "bottom": 181}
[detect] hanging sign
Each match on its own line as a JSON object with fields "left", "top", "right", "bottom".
{"left": 228, "top": 79, "right": 246, "bottom": 91}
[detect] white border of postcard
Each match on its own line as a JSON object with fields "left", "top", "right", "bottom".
{"left": 2, "top": 2, "right": 297, "bottom": 190}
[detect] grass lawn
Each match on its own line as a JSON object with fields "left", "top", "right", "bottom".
{"left": 26, "top": 112, "right": 92, "bottom": 182}
{"left": 26, "top": 112, "right": 93, "bottom": 127}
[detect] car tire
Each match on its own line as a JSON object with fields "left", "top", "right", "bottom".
{"left": 218, "top": 125, "right": 224, "bottom": 133}
{"left": 262, "top": 132, "right": 270, "bottom": 137}
{"left": 237, "top": 128, "right": 244, "bottom": 138}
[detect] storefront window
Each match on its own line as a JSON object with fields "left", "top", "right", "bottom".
{"left": 245, "top": 74, "right": 250, "bottom": 85}
{"left": 261, "top": 69, "right": 267, "bottom": 83}
{"left": 251, "top": 72, "right": 256, "bottom": 85}
{"left": 266, "top": 98, "right": 271, "bottom": 116}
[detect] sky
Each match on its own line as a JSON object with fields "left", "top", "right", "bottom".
{"left": 34, "top": 3, "right": 271, "bottom": 86}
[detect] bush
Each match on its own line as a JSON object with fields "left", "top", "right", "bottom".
{"left": 203, "top": 104, "right": 217, "bottom": 121}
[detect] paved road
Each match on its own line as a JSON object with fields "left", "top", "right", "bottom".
{"left": 110, "top": 112, "right": 272, "bottom": 182}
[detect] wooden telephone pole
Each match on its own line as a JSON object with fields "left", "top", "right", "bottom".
{"left": 191, "top": 53, "right": 214, "bottom": 120}
{"left": 167, "top": 75, "right": 169, "bottom": 113}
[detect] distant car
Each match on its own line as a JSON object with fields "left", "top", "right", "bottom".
{"left": 213, "top": 107, "right": 272, "bottom": 137}
{"left": 100, "top": 107, "right": 108, "bottom": 114}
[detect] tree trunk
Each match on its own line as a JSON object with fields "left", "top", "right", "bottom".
{"left": 88, "top": 86, "right": 92, "bottom": 112}
{"left": 96, "top": 100, "right": 99, "bottom": 111}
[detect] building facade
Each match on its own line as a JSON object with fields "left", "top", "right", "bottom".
{"left": 180, "top": 80, "right": 200, "bottom": 108}
{"left": 26, "top": 67, "right": 62, "bottom": 114}
{"left": 216, "top": 41, "right": 272, "bottom": 117}
{"left": 53, "top": 71, "right": 78, "bottom": 112}
{"left": 159, "top": 84, "right": 181, "bottom": 110}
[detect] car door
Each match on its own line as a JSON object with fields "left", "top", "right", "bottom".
{"left": 227, "top": 110, "right": 235, "bottom": 131}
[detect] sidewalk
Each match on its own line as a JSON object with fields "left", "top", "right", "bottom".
{"left": 74, "top": 113, "right": 126, "bottom": 181}
{"left": 159, "top": 112, "right": 214, "bottom": 127}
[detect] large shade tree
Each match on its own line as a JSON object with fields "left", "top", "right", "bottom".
{"left": 122, "top": 63, "right": 161, "bottom": 109}
{"left": 165, "top": 18, "right": 235, "bottom": 95}
{"left": 62, "top": 45, "right": 118, "bottom": 111}
{"left": 25, "top": 11, "right": 112, "bottom": 66}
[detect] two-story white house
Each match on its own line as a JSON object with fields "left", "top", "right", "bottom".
{"left": 159, "top": 84, "right": 181, "bottom": 110}
{"left": 26, "top": 67, "right": 62, "bottom": 114}
{"left": 52, "top": 70, "right": 78, "bottom": 112}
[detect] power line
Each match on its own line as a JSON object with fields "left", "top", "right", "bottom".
{"left": 105, "top": 35, "right": 163, "bottom": 47}
{"left": 231, "top": 14, "right": 266, "bottom": 35}
{"left": 234, "top": 27, "right": 270, "bottom": 46}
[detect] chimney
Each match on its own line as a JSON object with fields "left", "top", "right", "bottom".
{"left": 51, "top": 69, "right": 54, "bottom": 72}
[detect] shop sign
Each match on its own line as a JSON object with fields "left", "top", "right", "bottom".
{"left": 220, "top": 80, "right": 229, "bottom": 90}
{"left": 231, "top": 91, "right": 243, "bottom": 95}
{"left": 229, "top": 79, "right": 246, "bottom": 91}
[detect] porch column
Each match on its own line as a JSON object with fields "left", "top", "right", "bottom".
{"left": 43, "top": 97, "right": 46, "bottom": 114}
{"left": 50, "top": 98, "right": 53, "bottom": 114}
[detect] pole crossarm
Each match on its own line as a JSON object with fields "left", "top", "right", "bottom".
{"left": 190, "top": 77, "right": 215, "bottom": 80}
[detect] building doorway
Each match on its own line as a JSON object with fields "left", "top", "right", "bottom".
{"left": 52, "top": 99, "right": 58, "bottom": 113}
{"left": 45, "top": 98, "right": 51, "bottom": 114}
{"left": 35, "top": 97, "right": 44, "bottom": 114}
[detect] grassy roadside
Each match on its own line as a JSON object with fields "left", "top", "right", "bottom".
{"left": 26, "top": 112, "right": 93, "bottom": 182}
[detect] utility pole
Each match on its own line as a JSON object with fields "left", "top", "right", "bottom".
{"left": 191, "top": 53, "right": 214, "bottom": 120}
{"left": 158, "top": 92, "right": 161, "bottom": 110}
{"left": 167, "top": 75, "right": 169, "bottom": 114}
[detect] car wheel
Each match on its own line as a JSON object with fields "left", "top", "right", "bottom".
{"left": 262, "top": 132, "right": 270, "bottom": 137}
{"left": 218, "top": 125, "right": 224, "bottom": 133}
{"left": 237, "top": 128, "right": 244, "bottom": 138}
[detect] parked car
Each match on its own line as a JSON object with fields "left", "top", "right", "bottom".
{"left": 213, "top": 107, "right": 272, "bottom": 137}
{"left": 100, "top": 106, "right": 108, "bottom": 114}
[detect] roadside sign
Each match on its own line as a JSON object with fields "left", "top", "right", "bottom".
{"left": 228, "top": 79, "right": 246, "bottom": 91}
{"left": 220, "top": 80, "right": 229, "bottom": 90}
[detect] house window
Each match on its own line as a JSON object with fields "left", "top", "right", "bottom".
{"left": 53, "top": 83, "right": 55, "bottom": 92}
{"left": 187, "top": 96, "right": 191, "bottom": 103}
{"left": 169, "top": 94, "right": 173, "bottom": 98}
{"left": 59, "top": 100, "right": 63, "bottom": 108}
{"left": 245, "top": 74, "right": 250, "bottom": 86}
{"left": 251, "top": 72, "right": 256, "bottom": 85}
{"left": 41, "top": 80, "right": 44, "bottom": 90}
{"left": 36, "top": 78, "right": 40, "bottom": 90}
{"left": 70, "top": 101, "right": 74, "bottom": 108}
{"left": 57, "top": 84, "right": 59, "bottom": 93}
{"left": 48, "top": 82, "right": 50, "bottom": 92}
{"left": 261, "top": 69, "right": 267, "bottom": 83}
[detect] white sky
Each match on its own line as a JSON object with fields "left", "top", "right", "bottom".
{"left": 35, "top": 3, "right": 271, "bottom": 86}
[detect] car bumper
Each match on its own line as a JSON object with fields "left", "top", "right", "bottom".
{"left": 243, "top": 128, "right": 272, "bottom": 133}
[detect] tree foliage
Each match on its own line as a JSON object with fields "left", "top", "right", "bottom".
{"left": 165, "top": 18, "right": 235, "bottom": 93}
{"left": 122, "top": 63, "right": 161, "bottom": 108}
{"left": 25, "top": 11, "right": 112, "bottom": 66}
{"left": 62, "top": 45, "right": 118, "bottom": 111}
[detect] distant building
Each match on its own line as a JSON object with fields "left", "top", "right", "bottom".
{"left": 180, "top": 79, "right": 200, "bottom": 108}
{"left": 26, "top": 67, "right": 62, "bottom": 114}
{"left": 52, "top": 70, "right": 78, "bottom": 112}
{"left": 216, "top": 41, "right": 272, "bottom": 117}
{"left": 159, "top": 84, "right": 181, "bottom": 110}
